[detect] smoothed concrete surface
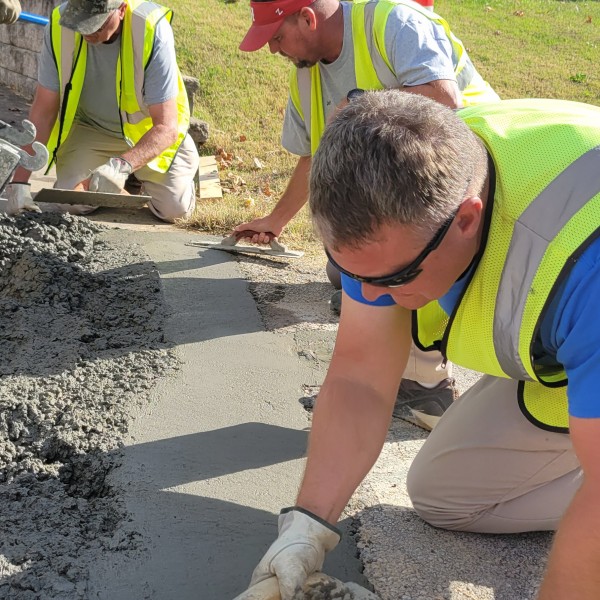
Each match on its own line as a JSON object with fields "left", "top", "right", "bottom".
{"left": 87, "top": 230, "right": 368, "bottom": 600}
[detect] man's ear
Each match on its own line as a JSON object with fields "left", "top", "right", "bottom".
{"left": 455, "top": 196, "right": 484, "bottom": 240}
{"left": 298, "top": 6, "right": 317, "bottom": 31}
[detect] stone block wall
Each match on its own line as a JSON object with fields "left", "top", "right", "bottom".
{"left": 0, "top": 0, "right": 60, "bottom": 100}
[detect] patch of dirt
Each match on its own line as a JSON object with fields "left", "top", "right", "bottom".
{"left": 235, "top": 254, "right": 338, "bottom": 333}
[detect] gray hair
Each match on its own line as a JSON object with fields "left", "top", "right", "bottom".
{"left": 309, "top": 89, "right": 488, "bottom": 250}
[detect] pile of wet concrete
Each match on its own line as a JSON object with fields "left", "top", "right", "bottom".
{"left": 0, "top": 213, "right": 176, "bottom": 599}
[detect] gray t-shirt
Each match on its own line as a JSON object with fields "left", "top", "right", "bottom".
{"left": 38, "top": 15, "right": 179, "bottom": 138}
{"left": 281, "top": 1, "right": 457, "bottom": 156}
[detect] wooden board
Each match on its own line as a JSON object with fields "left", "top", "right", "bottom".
{"left": 197, "top": 155, "right": 222, "bottom": 200}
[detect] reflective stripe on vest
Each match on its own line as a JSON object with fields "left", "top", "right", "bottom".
{"left": 47, "top": 6, "right": 87, "bottom": 170}
{"left": 413, "top": 99, "right": 600, "bottom": 430}
{"left": 289, "top": 0, "right": 499, "bottom": 155}
{"left": 495, "top": 144, "right": 600, "bottom": 381}
{"left": 47, "top": 0, "right": 189, "bottom": 174}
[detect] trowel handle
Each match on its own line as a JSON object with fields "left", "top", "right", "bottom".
{"left": 233, "top": 229, "right": 277, "bottom": 242}
{"left": 231, "top": 230, "right": 287, "bottom": 253}
{"left": 18, "top": 12, "right": 49, "bottom": 25}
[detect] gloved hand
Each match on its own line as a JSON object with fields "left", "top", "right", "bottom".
{"left": 88, "top": 157, "right": 132, "bottom": 194}
{"left": 0, "top": 0, "right": 21, "bottom": 24}
{"left": 5, "top": 182, "right": 41, "bottom": 215}
{"left": 249, "top": 507, "right": 341, "bottom": 600}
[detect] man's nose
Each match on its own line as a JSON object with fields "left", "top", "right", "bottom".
{"left": 267, "top": 39, "right": 279, "bottom": 53}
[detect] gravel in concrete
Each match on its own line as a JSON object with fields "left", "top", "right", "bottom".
{"left": 0, "top": 213, "right": 176, "bottom": 599}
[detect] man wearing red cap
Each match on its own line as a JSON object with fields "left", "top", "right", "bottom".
{"left": 235, "top": 0, "right": 499, "bottom": 432}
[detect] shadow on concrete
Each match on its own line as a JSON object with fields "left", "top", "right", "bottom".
{"left": 93, "top": 422, "right": 369, "bottom": 599}
{"left": 122, "top": 421, "right": 310, "bottom": 485}
{"left": 1, "top": 420, "right": 369, "bottom": 598}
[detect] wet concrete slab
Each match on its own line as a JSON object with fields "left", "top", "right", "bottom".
{"left": 86, "top": 229, "right": 369, "bottom": 599}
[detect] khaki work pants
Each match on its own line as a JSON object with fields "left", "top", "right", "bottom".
{"left": 52, "top": 122, "right": 199, "bottom": 223}
{"left": 402, "top": 343, "right": 452, "bottom": 386}
{"left": 407, "top": 375, "right": 582, "bottom": 533}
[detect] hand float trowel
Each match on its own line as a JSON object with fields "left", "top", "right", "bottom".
{"left": 232, "top": 573, "right": 380, "bottom": 600}
{"left": 187, "top": 230, "right": 304, "bottom": 259}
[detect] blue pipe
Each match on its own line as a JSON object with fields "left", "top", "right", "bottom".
{"left": 17, "top": 11, "right": 49, "bottom": 26}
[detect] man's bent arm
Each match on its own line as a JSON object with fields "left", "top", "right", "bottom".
{"left": 269, "top": 155, "right": 312, "bottom": 227}
{"left": 296, "top": 292, "right": 412, "bottom": 522}
{"left": 537, "top": 416, "right": 600, "bottom": 599}
{"left": 119, "top": 98, "right": 179, "bottom": 171}
{"left": 234, "top": 155, "right": 311, "bottom": 243}
{"left": 12, "top": 85, "right": 59, "bottom": 183}
{"left": 404, "top": 79, "right": 462, "bottom": 109}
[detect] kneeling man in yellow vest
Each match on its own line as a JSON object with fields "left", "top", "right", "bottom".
{"left": 6, "top": 0, "right": 198, "bottom": 222}
{"left": 247, "top": 91, "right": 600, "bottom": 599}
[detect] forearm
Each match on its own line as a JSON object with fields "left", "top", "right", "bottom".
{"left": 537, "top": 482, "right": 600, "bottom": 599}
{"left": 269, "top": 155, "right": 311, "bottom": 229}
{"left": 403, "top": 79, "right": 462, "bottom": 109}
{"left": 296, "top": 376, "right": 395, "bottom": 523}
{"left": 120, "top": 124, "right": 178, "bottom": 172}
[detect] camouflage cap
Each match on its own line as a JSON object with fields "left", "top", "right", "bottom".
{"left": 59, "top": 0, "right": 123, "bottom": 35}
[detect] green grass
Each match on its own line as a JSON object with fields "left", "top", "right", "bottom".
{"left": 168, "top": 0, "right": 600, "bottom": 250}
{"left": 436, "top": 0, "right": 600, "bottom": 102}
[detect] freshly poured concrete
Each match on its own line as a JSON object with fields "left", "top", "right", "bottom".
{"left": 87, "top": 230, "right": 368, "bottom": 599}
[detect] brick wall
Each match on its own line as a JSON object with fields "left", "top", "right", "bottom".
{"left": 0, "top": 0, "right": 60, "bottom": 100}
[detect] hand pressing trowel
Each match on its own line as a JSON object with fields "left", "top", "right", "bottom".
{"left": 233, "top": 573, "right": 380, "bottom": 600}
{"left": 187, "top": 230, "right": 304, "bottom": 259}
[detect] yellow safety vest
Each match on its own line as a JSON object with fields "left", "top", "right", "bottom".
{"left": 47, "top": 0, "right": 190, "bottom": 174}
{"left": 414, "top": 99, "right": 600, "bottom": 432}
{"left": 290, "top": 0, "right": 499, "bottom": 155}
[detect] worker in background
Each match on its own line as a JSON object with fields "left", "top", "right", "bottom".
{"left": 248, "top": 89, "right": 600, "bottom": 600}
{"left": 6, "top": 0, "right": 199, "bottom": 222}
{"left": 234, "top": 0, "right": 499, "bottom": 430}
{"left": 0, "top": 0, "right": 20, "bottom": 24}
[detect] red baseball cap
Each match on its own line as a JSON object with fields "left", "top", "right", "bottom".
{"left": 239, "top": 0, "right": 316, "bottom": 52}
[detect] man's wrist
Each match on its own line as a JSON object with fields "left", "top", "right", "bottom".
{"left": 112, "top": 156, "right": 133, "bottom": 174}
{"left": 266, "top": 208, "right": 290, "bottom": 232}
{"left": 280, "top": 506, "right": 342, "bottom": 537}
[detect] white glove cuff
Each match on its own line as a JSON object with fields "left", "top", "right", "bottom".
{"left": 110, "top": 157, "right": 133, "bottom": 175}
{"left": 279, "top": 507, "right": 341, "bottom": 552}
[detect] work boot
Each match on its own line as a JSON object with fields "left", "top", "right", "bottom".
{"left": 124, "top": 173, "right": 143, "bottom": 195}
{"left": 329, "top": 289, "right": 342, "bottom": 316}
{"left": 393, "top": 378, "right": 458, "bottom": 431}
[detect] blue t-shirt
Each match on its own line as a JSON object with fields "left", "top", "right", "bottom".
{"left": 342, "top": 235, "right": 600, "bottom": 419}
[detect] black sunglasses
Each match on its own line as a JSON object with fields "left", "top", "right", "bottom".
{"left": 325, "top": 208, "right": 459, "bottom": 288}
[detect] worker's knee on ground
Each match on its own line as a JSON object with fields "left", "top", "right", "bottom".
{"left": 407, "top": 460, "right": 484, "bottom": 532}
{"left": 148, "top": 198, "right": 194, "bottom": 223}
{"left": 147, "top": 184, "right": 196, "bottom": 223}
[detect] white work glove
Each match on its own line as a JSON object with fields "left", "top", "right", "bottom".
{"left": 249, "top": 508, "right": 341, "bottom": 600}
{"left": 5, "top": 182, "right": 41, "bottom": 215}
{"left": 88, "top": 157, "right": 132, "bottom": 194}
{"left": 0, "top": 0, "right": 21, "bottom": 24}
